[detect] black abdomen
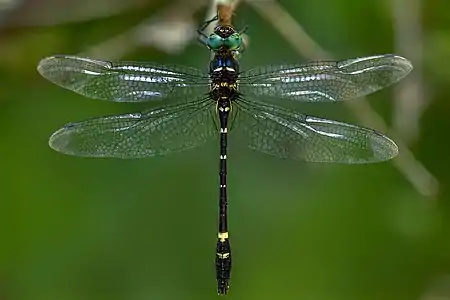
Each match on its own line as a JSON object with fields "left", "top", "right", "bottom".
{"left": 216, "top": 237, "right": 231, "bottom": 294}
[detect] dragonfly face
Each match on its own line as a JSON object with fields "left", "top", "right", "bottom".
{"left": 37, "top": 16, "right": 412, "bottom": 295}
{"left": 206, "top": 25, "right": 243, "bottom": 51}
{"left": 214, "top": 25, "right": 235, "bottom": 38}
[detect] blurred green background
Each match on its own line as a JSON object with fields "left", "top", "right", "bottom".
{"left": 1, "top": 0, "right": 449, "bottom": 299}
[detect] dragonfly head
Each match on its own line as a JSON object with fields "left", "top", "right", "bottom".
{"left": 206, "top": 25, "right": 243, "bottom": 52}
{"left": 214, "top": 25, "right": 235, "bottom": 38}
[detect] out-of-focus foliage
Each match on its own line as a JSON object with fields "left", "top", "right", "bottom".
{"left": 0, "top": 1, "right": 449, "bottom": 300}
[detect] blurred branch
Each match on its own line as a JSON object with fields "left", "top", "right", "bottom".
{"left": 204, "top": 0, "right": 243, "bottom": 34}
{"left": 5, "top": 0, "right": 148, "bottom": 27}
{"left": 392, "top": 0, "right": 426, "bottom": 144}
{"left": 420, "top": 275, "right": 450, "bottom": 300}
{"left": 249, "top": 0, "right": 328, "bottom": 60}
{"left": 83, "top": 0, "right": 244, "bottom": 59}
{"left": 81, "top": 0, "right": 206, "bottom": 59}
{"left": 247, "top": 0, "right": 439, "bottom": 198}
{"left": 82, "top": 0, "right": 244, "bottom": 59}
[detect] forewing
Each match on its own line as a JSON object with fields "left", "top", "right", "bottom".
{"left": 49, "top": 99, "right": 216, "bottom": 158}
{"left": 37, "top": 55, "right": 210, "bottom": 102}
{"left": 235, "top": 100, "right": 398, "bottom": 163}
{"left": 239, "top": 54, "right": 412, "bottom": 102}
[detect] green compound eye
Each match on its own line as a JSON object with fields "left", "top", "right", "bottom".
{"left": 207, "top": 34, "right": 224, "bottom": 50}
{"left": 224, "top": 33, "right": 242, "bottom": 50}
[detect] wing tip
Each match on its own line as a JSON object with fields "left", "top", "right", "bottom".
{"left": 36, "top": 56, "right": 55, "bottom": 77}
{"left": 48, "top": 125, "right": 72, "bottom": 155}
{"left": 37, "top": 54, "right": 112, "bottom": 78}
{"left": 339, "top": 54, "right": 413, "bottom": 72}
{"left": 370, "top": 131, "right": 399, "bottom": 163}
{"left": 373, "top": 54, "right": 414, "bottom": 79}
{"left": 389, "top": 54, "right": 413, "bottom": 78}
{"left": 36, "top": 55, "right": 71, "bottom": 84}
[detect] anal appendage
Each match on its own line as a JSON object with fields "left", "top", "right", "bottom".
{"left": 216, "top": 232, "right": 231, "bottom": 295}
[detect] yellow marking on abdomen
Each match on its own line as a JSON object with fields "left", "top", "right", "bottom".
{"left": 216, "top": 253, "right": 230, "bottom": 259}
{"left": 218, "top": 232, "right": 229, "bottom": 242}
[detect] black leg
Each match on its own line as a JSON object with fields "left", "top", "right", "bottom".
{"left": 197, "top": 15, "right": 219, "bottom": 47}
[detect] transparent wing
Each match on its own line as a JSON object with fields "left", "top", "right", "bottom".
{"left": 234, "top": 99, "right": 398, "bottom": 163}
{"left": 37, "top": 55, "right": 210, "bottom": 102}
{"left": 49, "top": 99, "right": 216, "bottom": 158}
{"left": 239, "top": 54, "right": 412, "bottom": 102}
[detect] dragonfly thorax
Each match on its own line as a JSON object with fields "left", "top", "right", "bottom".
{"left": 210, "top": 53, "right": 239, "bottom": 73}
{"left": 210, "top": 52, "right": 239, "bottom": 102}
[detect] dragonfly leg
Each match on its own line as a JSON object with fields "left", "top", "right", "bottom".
{"left": 199, "top": 14, "right": 219, "bottom": 32}
{"left": 197, "top": 15, "right": 219, "bottom": 47}
{"left": 197, "top": 30, "right": 208, "bottom": 47}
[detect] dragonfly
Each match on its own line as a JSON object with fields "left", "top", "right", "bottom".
{"left": 37, "top": 16, "right": 412, "bottom": 295}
